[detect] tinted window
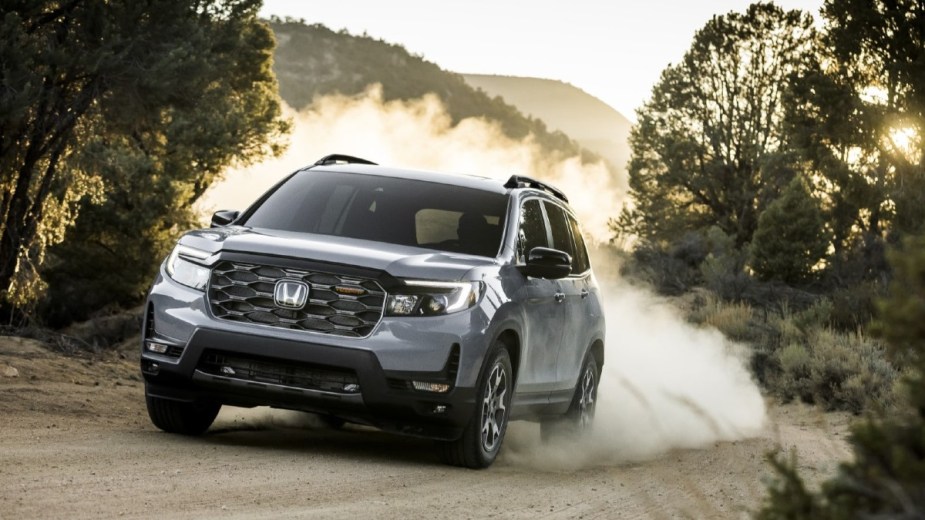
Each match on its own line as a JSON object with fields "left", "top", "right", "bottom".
{"left": 518, "top": 199, "right": 548, "bottom": 261}
{"left": 544, "top": 202, "right": 576, "bottom": 261}
{"left": 415, "top": 209, "right": 501, "bottom": 246}
{"left": 244, "top": 171, "right": 508, "bottom": 257}
{"left": 568, "top": 215, "right": 591, "bottom": 274}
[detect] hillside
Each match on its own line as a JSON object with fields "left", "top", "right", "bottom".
{"left": 463, "top": 74, "right": 633, "bottom": 172}
{"left": 268, "top": 19, "right": 597, "bottom": 165}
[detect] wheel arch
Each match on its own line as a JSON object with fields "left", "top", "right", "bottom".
{"left": 494, "top": 329, "right": 521, "bottom": 383}
{"left": 589, "top": 338, "right": 604, "bottom": 368}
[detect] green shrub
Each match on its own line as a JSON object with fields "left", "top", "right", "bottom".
{"left": 771, "top": 328, "right": 897, "bottom": 413}
{"left": 760, "top": 234, "right": 925, "bottom": 518}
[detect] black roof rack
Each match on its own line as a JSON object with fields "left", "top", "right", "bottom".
{"left": 314, "top": 154, "right": 378, "bottom": 166}
{"left": 503, "top": 175, "right": 569, "bottom": 203}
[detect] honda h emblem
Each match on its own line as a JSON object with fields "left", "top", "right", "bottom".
{"left": 274, "top": 280, "right": 309, "bottom": 309}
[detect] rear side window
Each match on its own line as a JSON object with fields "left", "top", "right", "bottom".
{"left": 243, "top": 170, "right": 508, "bottom": 257}
{"left": 568, "top": 215, "right": 591, "bottom": 274}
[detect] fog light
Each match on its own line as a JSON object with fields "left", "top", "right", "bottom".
{"left": 343, "top": 383, "right": 360, "bottom": 393}
{"left": 146, "top": 341, "right": 169, "bottom": 354}
{"left": 433, "top": 404, "right": 448, "bottom": 414}
{"left": 412, "top": 381, "right": 450, "bottom": 393}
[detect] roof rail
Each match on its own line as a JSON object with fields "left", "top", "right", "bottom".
{"left": 314, "top": 154, "right": 378, "bottom": 166}
{"left": 503, "top": 175, "right": 569, "bottom": 203}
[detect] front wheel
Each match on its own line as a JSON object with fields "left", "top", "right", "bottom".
{"left": 541, "top": 353, "right": 599, "bottom": 442}
{"left": 436, "top": 345, "right": 513, "bottom": 468}
{"left": 146, "top": 394, "right": 220, "bottom": 435}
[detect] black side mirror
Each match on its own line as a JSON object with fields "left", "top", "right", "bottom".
{"left": 518, "top": 247, "right": 571, "bottom": 279}
{"left": 210, "top": 210, "right": 240, "bottom": 228}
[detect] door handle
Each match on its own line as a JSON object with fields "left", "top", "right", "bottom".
{"left": 580, "top": 289, "right": 589, "bottom": 299}
{"left": 554, "top": 292, "right": 565, "bottom": 303}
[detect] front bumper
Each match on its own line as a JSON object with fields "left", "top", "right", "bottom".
{"left": 142, "top": 271, "right": 494, "bottom": 440}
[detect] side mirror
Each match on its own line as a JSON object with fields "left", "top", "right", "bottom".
{"left": 210, "top": 210, "right": 240, "bottom": 228}
{"left": 518, "top": 247, "right": 571, "bottom": 279}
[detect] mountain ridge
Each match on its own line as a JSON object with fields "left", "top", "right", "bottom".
{"left": 462, "top": 74, "right": 632, "bottom": 173}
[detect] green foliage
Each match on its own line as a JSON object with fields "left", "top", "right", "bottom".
{"left": 268, "top": 19, "right": 590, "bottom": 163}
{"left": 620, "top": 233, "right": 708, "bottom": 295}
{"left": 876, "top": 235, "right": 925, "bottom": 413}
{"left": 615, "top": 3, "right": 817, "bottom": 247}
{"left": 0, "top": 1, "right": 287, "bottom": 322}
{"left": 679, "top": 288, "right": 898, "bottom": 414}
{"left": 771, "top": 328, "right": 897, "bottom": 413}
{"left": 758, "top": 234, "right": 925, "bottom": 518}
{"left": 785, "top": 0, "right": 925, "bottom": 284}
{"left": 700, "top": 226, "right": 751, "bottom": 300}
{"left": 750, "top": 176, "right": 829, "bottom": 285}
{"left": 756, "top": 452, "right": 821, "bottom": 520}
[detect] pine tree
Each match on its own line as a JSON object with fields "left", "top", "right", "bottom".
{"left": 750, "top": 176, "right": 829, "bottom": 285}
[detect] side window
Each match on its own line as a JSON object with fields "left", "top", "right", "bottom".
{"left": 543, "top": 202, "right": 576, "bottom": 262}
{"left": 518, "top": 199, "right": 548, "bottom": 261}
{"left": 568, "top": 215, "right": 591, "bottom": 274}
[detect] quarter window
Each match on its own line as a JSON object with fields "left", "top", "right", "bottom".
{"left": 568, "top": 215, "right": 591, "bottom": 274}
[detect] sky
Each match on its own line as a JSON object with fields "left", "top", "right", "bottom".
{"left": 259, "top": 0, "right": 825, "bottom": 119}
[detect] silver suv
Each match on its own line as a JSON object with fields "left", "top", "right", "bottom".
{"left": 141, "top": 155, "right": 605, "bottom": 468}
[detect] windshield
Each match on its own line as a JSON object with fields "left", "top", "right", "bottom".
{"left": 243, "top": 170, "right": 508, "bottom": 257}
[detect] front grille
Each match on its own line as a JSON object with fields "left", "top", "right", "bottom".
{"left": 198, "top": 350, "right": 359, "bottom": 393}
{"left": 208, "top": 261, "right": 386, "bottom": 338}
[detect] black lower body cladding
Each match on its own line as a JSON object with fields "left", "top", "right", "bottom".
{"left": 141, "top": 328, "right": 475, "bottom": 440}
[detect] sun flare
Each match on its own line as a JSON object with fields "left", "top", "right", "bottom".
{"left": 886, "top": 125, "right": 920, "bottom": 162}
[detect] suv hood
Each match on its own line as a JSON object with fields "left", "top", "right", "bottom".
{"left": 179, "top": 226, "right": 497, "bottom": 281}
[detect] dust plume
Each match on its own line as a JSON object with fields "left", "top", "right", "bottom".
{"left": 203, "top": 86, "right": 766, "bottom": 466}
{"left": 500, "top": 264, "right": 767, "bottom": 470}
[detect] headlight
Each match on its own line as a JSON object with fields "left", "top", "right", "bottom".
{"left": 385, "top": 281, "right": 481, "bottom": 316}
{"left": 164, "top": 244, "right": 211, "bottom": 291}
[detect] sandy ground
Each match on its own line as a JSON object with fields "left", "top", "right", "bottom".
{"left": 0, "top": 335, "right": 853, "bottom": 519}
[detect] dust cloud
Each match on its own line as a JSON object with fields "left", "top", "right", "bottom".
{"left": 205, "top": 86, "right": 766, "bottom": 467}
{"left": 200, "top": 85, "right": 618, "bottom": 241}
{"left": 501, "top": 270, "right": 767, "bottom": 470}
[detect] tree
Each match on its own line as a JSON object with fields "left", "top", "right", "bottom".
{"left": 0, "top": 0, "right": 287, "bottom": 319}
{"left": 614, "top": 3, "right": 817, "bottom": 247}
{"left": 758, "top": 235, "right": 925, "bottom": 518}
{"left": 785, "top": 0, "right": 925, "bottom": 284}
{"left": 750, "top": 176, "right": 829, "bottom": 285}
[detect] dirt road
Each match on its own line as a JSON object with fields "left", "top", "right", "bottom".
{"left": 0, "top": 335, "right": 852, "bottom": 519}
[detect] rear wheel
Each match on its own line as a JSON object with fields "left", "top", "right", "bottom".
{"left": 436, "top": 345, "right": 513, "bottom": 469}
{"left": 146, "top": 394, "right": 220, "bottom": 435}
{"left": 541, "top": 353, "right": 599, "bottom": 442}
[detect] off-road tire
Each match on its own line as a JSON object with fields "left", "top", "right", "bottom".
{"left": 146, "top": 394, "right": 221, "bottom": 435}
{"left": 436, "top": 344, "right": 513, "bottom": 469}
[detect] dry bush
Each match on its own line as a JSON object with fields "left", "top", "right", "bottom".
{"left": 771, "top": 327, "right": 897, "bottom": 413}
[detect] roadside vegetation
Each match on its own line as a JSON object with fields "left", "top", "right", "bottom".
{"left": 0, "top": 0, "right": 288, "bottom": 326}
{"left": 613, "top": 0, "right": 924, "bottom": 515}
